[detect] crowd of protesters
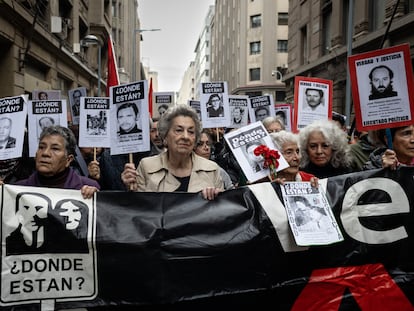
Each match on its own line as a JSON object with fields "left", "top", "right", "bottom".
{"left": 0, "top": 100, "right": 413, "bottom": 202}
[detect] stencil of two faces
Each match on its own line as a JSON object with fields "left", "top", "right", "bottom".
{"left": 7, "top": 193, "right": 87, "bottom": 253}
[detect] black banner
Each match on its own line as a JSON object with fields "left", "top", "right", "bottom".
{"left": 2, "top": 168, "right": 414, "bottom": 310}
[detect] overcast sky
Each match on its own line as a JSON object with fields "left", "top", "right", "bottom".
{"left": 138, "top": 0, "right": 214, "bottom": 92}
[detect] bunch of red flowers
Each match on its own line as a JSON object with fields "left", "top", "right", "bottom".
{"left": 254, "top": 144, "right": 281, "bottom": 180}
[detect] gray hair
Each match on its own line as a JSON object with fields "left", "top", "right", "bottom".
{"left": 270, "top": 130, "right": 299, "bottom": 150}
{"left": 298, "top": 120, "right": 352, "bottom": 168}
{"left": 39, "top": 125, "right": 77, "bottom": 156}
{"left": 157, "top": 104, "right": 202, "bottom": 143}
{"left": 262, "top": 116, "right": 286, "bottom": 131}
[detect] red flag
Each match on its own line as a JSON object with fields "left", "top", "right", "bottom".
{"left": 148, "top": 77, "right": 153, "bottom": 117}
{"left": 106, "top": 35, "right": 120, "bottom": 96}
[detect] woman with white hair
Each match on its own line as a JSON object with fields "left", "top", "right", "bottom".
{"left": 298, "top": 120, "right": 353, "bottom": 178}
{"left": 270, "top": 130, "right": 317, "bottom": 183}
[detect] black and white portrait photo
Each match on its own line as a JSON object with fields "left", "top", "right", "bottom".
{"left": 0, "top": 116, "right": 16, "bottom": 149}
{"left": 368, "top": 65, "right": 398, "bottom": 100}
{"left": 206, "top": 93, "right": 224, "bottom": 118}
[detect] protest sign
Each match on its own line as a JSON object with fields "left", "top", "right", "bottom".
{"left": 293, "top": 76, "right": 332, "bottom": 131}
{"left": 154, "top": 92, "right": 175, "bottom": 118}
{"left": 27, "top": 99, "right": 68, "bottom": 157}
{"left": 281, "top": 181, "right": 343, "bottom": 246}
{"left": 1, "top": 185, "right": 97, "bottom": 309}
{"left": 248, "top": 94, "right": 275, "bottom": 123}
{"left": 68, "top": 87, "right": 87, "bottom": 125}
{"left": 78, "top": 97, "right": 110, "bottom": 148}
{"left": 199, "top": 81, "right": 230, "bottom": 128}
{"left": 32, "top": 90, "right": 61, "bottom": 101}
{"left": 348, "top": 43, "right": 414, "bottom": 131}
{"left": 228, "top": 95, "right": 249, "bottom": 128}
{"left": 109, "top": 81, "right": 150, "bottom": 155}
{"left": 188, "top": 100, "right": 201, "bottom": 120}
{"left": 0, "top": 95, "right": 27, "bottom": 160}
{"left": 224, "top": 121, "right": 289, "bottom": 182}
{"left": 275, "top": 103, "right": 292, "bottom": 131}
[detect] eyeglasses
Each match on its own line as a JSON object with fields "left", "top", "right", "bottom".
{"left": 196, "top": 141, "right": 212, "bottom": 148}
{"left": 282, "top": 149, "right": 300, "bottom": 157}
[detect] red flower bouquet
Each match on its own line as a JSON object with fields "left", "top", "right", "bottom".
{"left": 254, "top": 144, "right": 281, "bottom": 181}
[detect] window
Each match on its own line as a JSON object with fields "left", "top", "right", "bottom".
{"left": 407, "top": 0, "right": 414, "bottom": 12}
{"left": 249, "top": 68, "right": 261, "bottom": 81}
{"left": 277, "top": 40, "right": 288, "bottom": 53}
{"left": 246, "top": 91, "right": 262, "bottom": 97}
{"left": 278, "top": 12, "right": 288, "bottom": 25}
{"left": 342, "top": 0, "right": 350, "bottom": 44}
{"left": 300, "top": 26, "right": 308, "bottom": 64}
{"left": 250, "top": 14, "right": 262, "bottom": 28}
{"left": 112, "top": 2, "right": 116, "bottom": 16}
{"left": 275, "top": 91, "right": 286, "bottom": 102}
{"left": 322, "top": 1, "right": 332, "bottom": 55}
{"left": 250, "top": 41, "right": 261, "bottom": 54}
{"left": 369, "top": 0, "right": 385, "bottom": 31}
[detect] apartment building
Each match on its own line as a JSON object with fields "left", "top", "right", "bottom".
{"left": 285, "top": 0, "right": 414, "bottom": 125}
{"left": 0, "top": 0, "right": 139, "bottom": 102}
{"left": 177, "top": 61, "right": 196, "bottom": 105}
{"left": 193, "top": 5, "right": 215, "bottom": 100}
{"left": 210, "top": 0, "right": 289, "bottom": 103}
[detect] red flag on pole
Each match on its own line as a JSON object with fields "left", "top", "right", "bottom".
{"left": 148, "top": 77, "right": 153, "bottom": 117}
{"left": 106, "top": 35, "right": 120, "bottom": 96}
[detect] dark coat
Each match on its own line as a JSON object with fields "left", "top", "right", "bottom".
{"left": 14, "top": 167, "right": 100, "bottom": 190}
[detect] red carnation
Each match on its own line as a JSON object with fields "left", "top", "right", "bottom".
{"left": 253, "top": 144, "right": 280, "bottom": 181}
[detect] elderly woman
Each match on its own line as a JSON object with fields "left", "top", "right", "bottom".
{"left": 298, "top": 120, "right": 353, "bottom": 178}
{"left": 14, "top": 125, "right": 99, "bottom": 199}
{"left": 262, "top": 116, "right": 285, "bottom": 133}
{"left": 270, "top": 130, "right": 317, "bottom": 183}
{"left": 121, "top": 104, "right": 224, "bottom": 200}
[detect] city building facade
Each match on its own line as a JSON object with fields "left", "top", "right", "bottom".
{"left": 193, "top": 5, "right": 215, "bottom": 100}
{"left": 177, "top": 61, "right": 196, "bottom": 106}
{"left": 210, "top": 0, "right": 289, "bottom": 103}
{"left": 285, "top": 0, "right": 414, "bottom": 127}
{"left": 0, "top": 0, "right": 141, "bottom": 103}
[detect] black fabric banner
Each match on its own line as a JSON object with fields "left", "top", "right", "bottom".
{"left": 2, "top": 167, "right": 414, "bottom": 310}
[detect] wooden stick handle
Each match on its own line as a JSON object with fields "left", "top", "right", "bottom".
{"left": 129, "top": 153, "right": 134, "bottom": 191}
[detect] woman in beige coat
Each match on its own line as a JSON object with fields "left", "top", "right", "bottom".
{"left": 121, "top": 104, "right": 224, "bottom": 200}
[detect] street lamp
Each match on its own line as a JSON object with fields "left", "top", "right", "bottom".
{"left": 81, "top": 34, "right": 102, "bottom": 96}
{"left": 132, "top": 28, "right": 161, "bottom": 81}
